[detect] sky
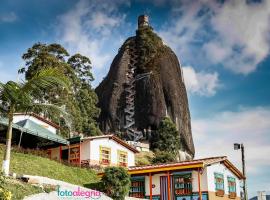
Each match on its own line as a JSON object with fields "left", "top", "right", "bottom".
{"left": 0, "top": 0, "right": 270, "bottom": 197}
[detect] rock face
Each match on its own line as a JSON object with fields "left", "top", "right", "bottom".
{"left": 95, "top": 16, "right": 195, "bottom": 160}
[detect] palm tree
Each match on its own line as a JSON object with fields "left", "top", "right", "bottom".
{"left": 0, "top": 68, "right": 70, "bottom": 176}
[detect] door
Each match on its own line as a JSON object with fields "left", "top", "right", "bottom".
{"left": 160, "top": 176, "right": 169, "bottom": 200}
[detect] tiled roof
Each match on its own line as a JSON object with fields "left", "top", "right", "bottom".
{"left": 82, "top": 134, "right": 139, "bottom": 153}
{"left": 128, "top": 156, "right": 244, "bottom": 179}
{"left": 129, "top": 156, "right": 227, "bottom": 171}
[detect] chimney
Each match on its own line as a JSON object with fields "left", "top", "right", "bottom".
{"left": 138, "top": 15, "right": 149, "bottom": 28}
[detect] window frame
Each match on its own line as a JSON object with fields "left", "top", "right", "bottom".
{"left": 227, "top": 176, "right": 237, "bottom": 193}
{"left": 118, "top": 150, "right": 128, "bottom": 167}
{"left": 99, "top": 146, "right": 111, "bottom": 165}
{"left": 214, "top": 172, "right": 225, "bottom": 191}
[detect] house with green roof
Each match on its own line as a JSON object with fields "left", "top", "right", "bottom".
{"left": 0, "top": 113, "right": 69, "bottom": 150}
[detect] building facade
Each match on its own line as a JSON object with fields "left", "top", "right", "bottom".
{"left": 128, "top": 157, "right": 244, "bottom": 200}
{"left": 48, "top": 135, "right": 139, "bottom": 167}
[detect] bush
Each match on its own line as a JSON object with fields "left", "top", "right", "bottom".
{"left": 135, "top": 151, "right": 154, "bottom": 166}
{"left": 152, "top": 150, "right": 176, "bottom": 164}
{"left": 101, "top": 167, "right": 131, "bottom": 200}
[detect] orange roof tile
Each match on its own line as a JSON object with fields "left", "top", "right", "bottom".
{"left": 83, "top": 134, "right": 139, "bottom": 153}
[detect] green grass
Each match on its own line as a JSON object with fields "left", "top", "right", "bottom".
{"left": 0, "top": 144, "right": 98, "bottom": 187}
{"left": 4, "top": 179, "right": 44, "bottom": 200}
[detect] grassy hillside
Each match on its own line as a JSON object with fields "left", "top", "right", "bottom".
{"left": 0, "top": 144, "right": 98, "bottom": 187}
{"left": 4, "top": 178, "right": 44, "bottom": 200}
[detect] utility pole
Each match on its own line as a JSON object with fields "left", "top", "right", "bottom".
{"left": 234, "top": 143, "right": 248, "bottom": 200}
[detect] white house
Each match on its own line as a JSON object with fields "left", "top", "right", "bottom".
{"left": 48, "top": 135, "right": 139, "bottom": 167}
{"left": 13, "top": 113, "right": 59, "bottom": 134}
{"left": 127, "top": 156, "right": 244, "bottom": 200}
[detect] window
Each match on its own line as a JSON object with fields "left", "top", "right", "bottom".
{"left": 174, "top": 173, "right": 192, "bottom": 195}
{"left": 228, "top": 176, "right": 237, "bottom": 198}
{"left": 99, "top": 146, "right": 111, "bottom": 165}
{"left": 118, "top": 150, "right": 128, "bottom": 167}
{"left": 129, "top": 178, "right": 145, "bottom": 198}
{"left": 214, "top": 173, "right": 224, "bottom": 196}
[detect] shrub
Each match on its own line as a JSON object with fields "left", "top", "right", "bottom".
{"left": 135, "top": 151, "right": 154, "bottom": 166}
{"left": 152, "top": 150, "right": 176, "bottom": 164}
{"left": 101, "top": 167, "right": 131, "bottom": 200}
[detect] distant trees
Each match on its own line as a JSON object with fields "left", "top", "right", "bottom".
{"left": 101, "top": 167, "right": 130, "bottom": 200}
{"left": 0, "top": 68, "right": 70, "bottom": 175}
{"left": 19, "top": 43, "right": 101, "bottom": 136}
{"left": 151, "top": 117, "right": 181, "bottom": 163}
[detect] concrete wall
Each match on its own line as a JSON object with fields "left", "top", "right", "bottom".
{"left": 13, "top": 115, "right": 57, "bottom": 134}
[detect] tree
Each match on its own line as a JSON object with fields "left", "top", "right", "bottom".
{"left": 20, "top": 43, "right": 100, "bottom": 136}
{"left": 0, "top": 68, "right": 70, "bottom": 175}
{"left": 101, "top": 167, "right": 131, "bottom": 200}
{"left": 151, "top": 117, "right": 181, "bottom": 162}
{"left": 152, "top": 150, "right": 176, "bottom": 164}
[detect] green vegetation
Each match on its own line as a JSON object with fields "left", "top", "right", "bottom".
{"left": 136, "top": 26, "right": 164, "bottom": 73}
{"left": 0, "top": 67, "right": 70, "bottom": 175}
{"left": 0, "top": 144, "right": 98, "bottom": 187}
{"left": 101, "top": 167, "right": 131, "bottom": 200}
{"left": 135, "top": 151, "right": 154, "bottom": 166}
{"left": 3, "top": 179, "right": 43, "bottom": 200}
{"left": 19, "top": 43, "right": 100, "bottom": 137}
{"left": 151, "top": 117, "right": 181, "bottom": 163}
{"left": 152, "top": 150, "right": 176, "bottom": 164}
{"left": 1, "top": 172, "right": 44, "bottom": 200}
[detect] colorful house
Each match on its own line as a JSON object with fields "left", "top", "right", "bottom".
{"left": 48, "top": 135, "right": 139, "bottom": 167}
{"left": 128, "top": 156, "right": 244, "bottom": 200}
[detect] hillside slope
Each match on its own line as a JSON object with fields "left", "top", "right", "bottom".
{"left": 0, "top": 144, "right": 97, "bottom": 187}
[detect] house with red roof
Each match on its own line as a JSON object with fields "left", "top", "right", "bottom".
{"left": 48, "top": 134, "right": 139, "bottom": 167}
{"left": 127, "top": 156, "right": 244, "bottom": 200}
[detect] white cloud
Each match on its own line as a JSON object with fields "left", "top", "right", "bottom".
{"left": 159, "top": 0, "right": 270, "bottom": 75}
{"left": 56, "top": 0, "right": 130, "bottom": 85}
{"left": 0, "top": 12, "right": 17, "bottom": 23}
{"left": 183, "top": 66, "right": 219, "bottom": 96}
{"left": 209, "top": 0, "right": 270, "bottom": 74}
{"left": 192, "top": 106, "right": 270, "bottom": 195}
{"left": 193, "top": 106, "right": 270, "bottom": 173}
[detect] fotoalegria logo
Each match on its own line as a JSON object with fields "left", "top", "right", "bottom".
{"left": 57, "top": 186, "right": 101, "bottom": 199}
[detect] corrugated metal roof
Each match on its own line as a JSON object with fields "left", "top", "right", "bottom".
{"left": 0, "top": 117, "right": 69, "bottom": 145}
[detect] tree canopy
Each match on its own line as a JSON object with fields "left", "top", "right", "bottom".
{"left": 19, "top": 43, "right": 101, "bottom": 137}
{"left": 151, "top": 117, "right": 181, "bottom": 163}
{"left": 101, "top": 167, "right": 131, "bottom": 200}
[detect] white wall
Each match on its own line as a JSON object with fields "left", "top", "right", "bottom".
{"left": 81, "top": 140, "right": 90, "bottom": 160}
{"left": 206, "top": 163, "right": 241, "bottom": 197}
{"left": 192, "top": 169, "right": 208, "bottom": 192}
{"left": 87, "top": 138, "right": 135, "bottom": 166}
{"left": 144, "top": 173, "right": 166, "bottom": 196}
{"left": 13, "top": 115, "right": 57, "bottom": 134}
